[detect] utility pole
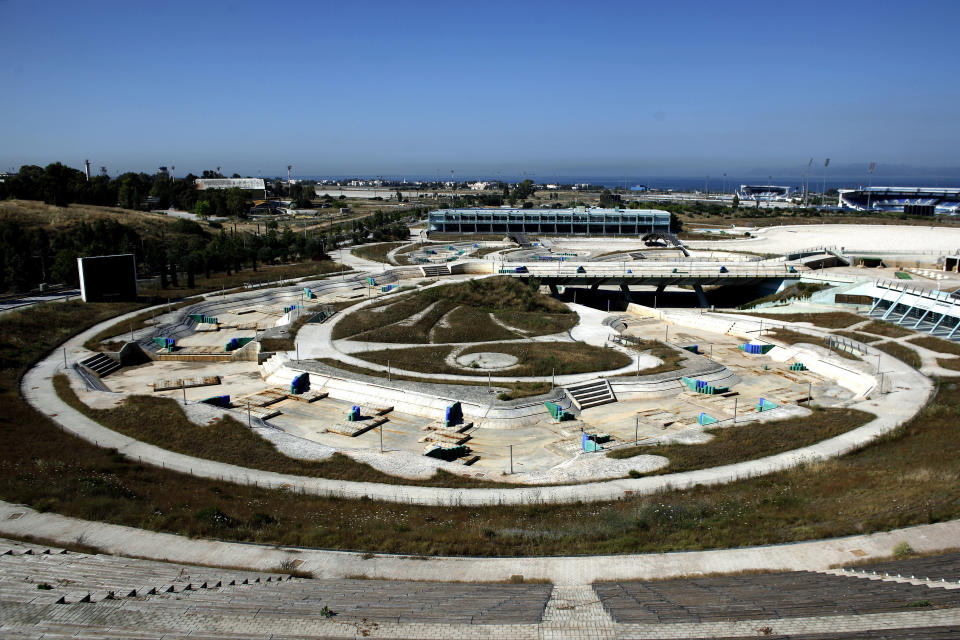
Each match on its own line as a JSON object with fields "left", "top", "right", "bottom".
{"left": 509, "top": 444, "right": 513, "bottom": 474}
{"left": 733, "top": 397, "right": 738, "bottom": 423}
{"left": 635, "top": 415, "right": 639, "bottom": 445}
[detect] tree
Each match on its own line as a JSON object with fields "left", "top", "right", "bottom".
{"left": 732, "top": 193, "right": 740, "bottom": 210}
{"left": 194, "top": 200, "right": 212, "bottom": 219}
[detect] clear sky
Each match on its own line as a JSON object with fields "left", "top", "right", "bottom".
{"left": 1, "top": 0, "right": 959, "bottom": 178}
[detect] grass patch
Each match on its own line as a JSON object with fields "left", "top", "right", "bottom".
{"left": 738, "top": 311, "right": 863, "bottom": 329}
{"left": 492, "top": 310, "right": 577, "bottom": 335}
{"left": 835, "top": 330, "right": 882, "bottom": 344}
{"left": 350, "top": 242, "right": 408, "bottom": 264}
{"left": 908, "top": 336, "right": 960, "bottom": 357}
{"left": 860, "top": 320, "right": 914, "bottom": 338}
{"left": 53, "top": 376, "right": 506, "bottom": 489}
{"left": 874, "top": 341, "right": 923, "bottom": 369}
{"left": 432, "top": 306, "right": 520, "bottom": 343}
{"left": 335, "top": 277, "right": 575, "bottom": 343}
{"left": 767, "top": 328, "right": 860, "bottom": 360}
{"left": 606, "top": 408, "right": 872, "bottom": 475}
{"left": 357, "top": 342, "right": 630, "bottom": 377}
{"left": 739, "top": 282, "right": 828, "bottom": 309}
{"left": 937, "top": 358, "right": 960, "bottom": 371}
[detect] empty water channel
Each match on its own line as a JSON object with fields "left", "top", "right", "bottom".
{"left": 42, "top": 244, "right": 928, "bottom": 499}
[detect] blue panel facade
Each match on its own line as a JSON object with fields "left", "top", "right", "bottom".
{"left": 427, "top": 208, "right": 671, "bottom": 236}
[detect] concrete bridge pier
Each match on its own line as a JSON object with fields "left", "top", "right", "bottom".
{"left": 693, "top": 284, "right": 709, "bottom": 308}
{"left": 549, "top": 283, "right": 560, "bottom": 297}
{"left": 619, "top": 283, "right": 633, "bottom": 303}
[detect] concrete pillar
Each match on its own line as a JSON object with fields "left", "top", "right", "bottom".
{"left": 620, "top": 283, "right": 633, "bottom": 303}
{"left": 549, "top": 283, "right": 559, "bottom": 296}
{"left": 693, "top": 284, "right": 709, "bottom": 308}
{"left": 655, "top": 284, "right": 666, "bottom": 295}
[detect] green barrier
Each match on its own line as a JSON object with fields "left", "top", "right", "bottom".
{"left": 789, "top": 362, "right": 807, "bottom": 371}
{"left": 544, "top": 401, "right": 572, "bottom": 422}
{"left": 698, "top": 412, "right": 718, "bottom": 426}
{"left": 756, "top": 398, "right": 778, "bottom": 412}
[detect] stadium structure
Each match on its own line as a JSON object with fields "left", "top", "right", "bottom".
{"left": 838, "top": 186, "right": 960, "bottom": 214}
{"left": 737, "top": 185, "right": 793, "bottom": 201}
{"left": 427, "top": 207, "right": 671, "bottom": 236}
{"left": 195, "top": 178, "right": 267, "bottom": 191}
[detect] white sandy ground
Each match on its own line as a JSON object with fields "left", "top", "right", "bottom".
{"left": 687, "top": 223, "right": 960, "bottom": 254}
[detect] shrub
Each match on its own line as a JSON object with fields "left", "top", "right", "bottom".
{"left": 893, "top": 541, "right": 915, "bottom": 559}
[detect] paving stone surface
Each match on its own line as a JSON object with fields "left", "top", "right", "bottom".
{"left": 849, "top": 552, "right": 960, "bottom": 583}
{"left": 593, "top": 571, "right": 960, "bottom": 624}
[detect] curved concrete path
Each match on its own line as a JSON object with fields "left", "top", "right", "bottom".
{"left": 25, "top": 301, "right": 932, "bottom": 506}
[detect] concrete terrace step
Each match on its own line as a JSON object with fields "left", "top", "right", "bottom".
{"left": 420, "top": 264, "right": 451, "bottom": 277}
{"left": 79, "top": 353, "right": 120, "bottom": 377}
{"left": 563, "top": 378, "right": 616, "bottom": 410}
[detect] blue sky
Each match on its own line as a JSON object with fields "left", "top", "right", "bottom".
{"left": 1, "top": 0, "right": 959, "bottom": 178}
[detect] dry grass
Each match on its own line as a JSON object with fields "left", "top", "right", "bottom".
{"left": 356, "top": 342, "right": 630, "bottom": 377}
{"left": 860, "top": 320, "right": 914, "bottom": 339}
{"left": 431, "top": 306, "right": 520, "bottom": 343}
{"left": 835, "top": 330, "right": 883, "bottom": 344}
{"left": 350, "top": 242, "right": 408, "bottom": 264}
{"left": 908, "top": 336, "right": 960, "bottom": 357}
{"left": 739, "top": 312, "right": 863, "bottom": 329}
{"left": 937, "top": 358, "right": 960, "bottom": 371}
{"left": 619, "top": 340, "right": 687, "bottom": 376}
{"left": 3, "top": 298, "right": 960, "bottom": 557}
{"left": 335, "top": 278, "right": 575, "bottom": 343}
{"left": 607, "top": 408, "right": 872, "bottom": 474}
{"left": 874, "top": 341, "right": 923, "bottom": 369}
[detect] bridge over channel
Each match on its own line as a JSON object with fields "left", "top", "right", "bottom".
{"left": 499, "top": 263, "right": 801, "bottom": 307}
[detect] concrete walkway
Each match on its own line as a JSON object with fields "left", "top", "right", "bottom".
{"left": 24, "top": 301, "right": 932, "bottom": 506}
{"left": 1, "top": 499, "right": 958, "bottom": 585}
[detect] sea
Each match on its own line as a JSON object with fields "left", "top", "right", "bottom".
{"left": 298, "top": 174, "right": 960, "bottom": 192}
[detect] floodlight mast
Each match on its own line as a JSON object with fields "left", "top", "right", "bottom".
{"left": 823, "top": 158, "right": 830, "bottom": 206}
{"left": 867, "top": 162, "right": 877, "bottom": 211}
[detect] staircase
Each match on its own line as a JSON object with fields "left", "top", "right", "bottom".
{"left": 563, "top": 378, "right": 616, "bottom": 410}
{"left": 78, "top": 352, "right": 120, "bottom": 378}
{"left": 420, "top": 264, "right": 451, "bottom": 277}
{"left": 257, "top": 353, "right": 289, "bottom": 380}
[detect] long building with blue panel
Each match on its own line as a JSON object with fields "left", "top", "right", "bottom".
{"left": 427, "top": 207, "right": 671, "bottom": 236}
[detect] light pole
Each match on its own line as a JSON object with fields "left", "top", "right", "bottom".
{"left": 866, "top": 162, "right": 877, "bottom": 211}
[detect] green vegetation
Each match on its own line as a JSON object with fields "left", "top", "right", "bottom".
{"left": 740, "top": 311, "right": 863, "bottom": 329}
{"left": 738, "top": 282, "right": 828, "bottom": 309}
{"left": 2, "top": 298, "right": 960, "bottom": 556}
{"left": 908, "top": 336, "right": 960, "bottom": 357}
{"left": 860, "top": 320, "right": 914, "bottom": 338}
{"left": 874, "top": 341, "right": 923, "bottom": 369}
{"left": 334, "top": 277, "right": 575, "bottom": 343}
{"left": 607, "top": 408, "right": 872, "bottom": 474}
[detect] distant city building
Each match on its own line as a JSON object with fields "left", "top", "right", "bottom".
{"left": 427, "top": 207, "right": 671, "bottom": 236}
{"left": 838, "top": 187, "right": 960, "bottom": 214}
{"left": 737, "top": 185, "right": 792, "bottom": 201}
{"left": 468, "top": 181, "right": 490, "bottom": 190}
{"left": 195, "top": 178, "right": 267, "bottom": 191}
